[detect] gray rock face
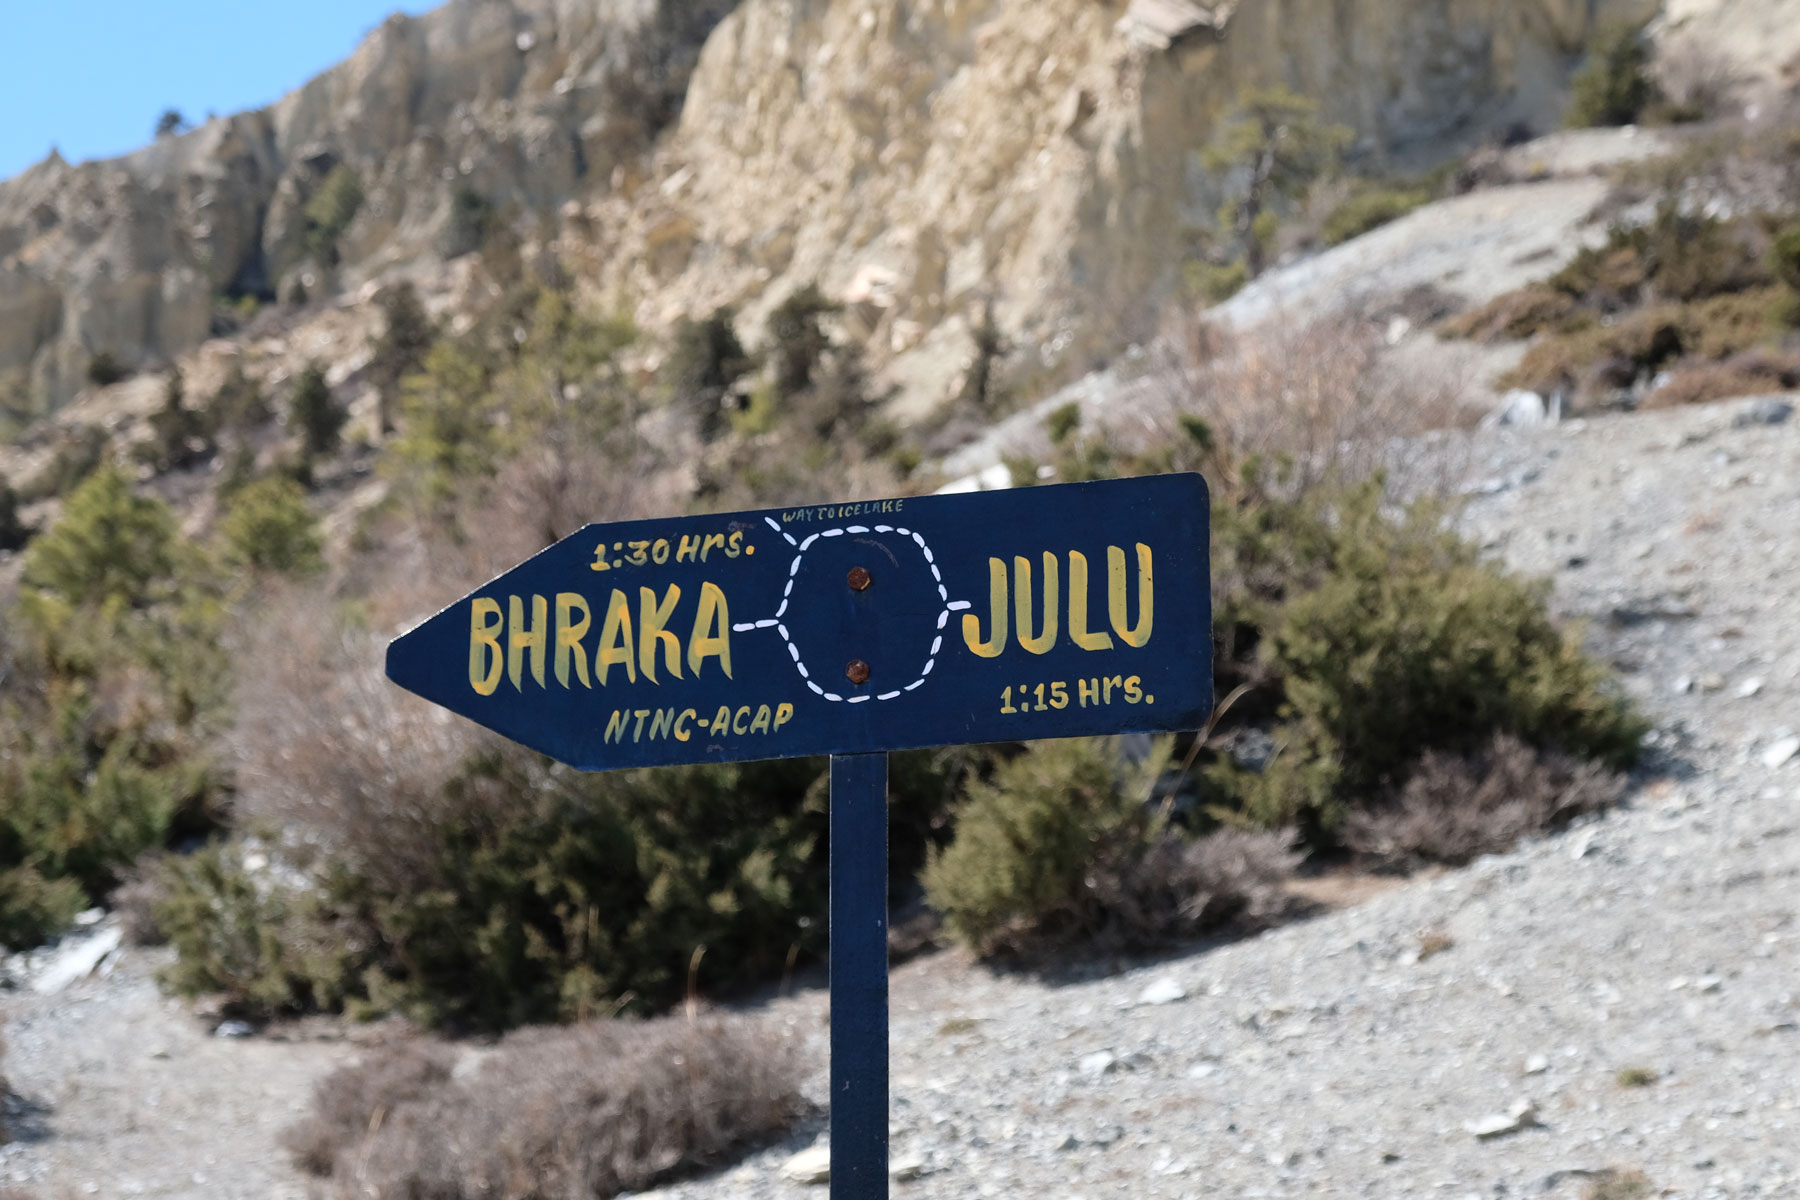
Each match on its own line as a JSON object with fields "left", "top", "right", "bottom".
{"left": 0, "top": 0, "right": 733, "bottom": 413}
{"left": 0, "top": 0, "right": 1665, "bottom": 424}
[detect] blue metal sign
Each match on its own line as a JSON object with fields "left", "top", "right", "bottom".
{"left": 387, "top": 472, "right": 1211, "bottom": 1199}
{"left": 385, "top": 473, "right": 1212, "bottom": 764}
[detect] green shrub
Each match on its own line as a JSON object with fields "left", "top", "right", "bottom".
{"left": 369, "top": 283, "right": 435, "bottom": 434}
{"left": 135, "top": 369, "right": 216, "bottom": 474}
{"left": 1772, "top": 224, "right": 1800, "bottom": 326}
{"left": 303, "top": 165, "right": 364, "bottom": 265}
{"left": 662, "top": 308, "right": 751, "bottom": 436}
{"left": 1321, "top": 185, "right": 1432, "bottom": 246}
{"left": 443, "top": 187, "right": 495, "bottom": 259}
{"left": 217, "top": 475, "right": 323, "bottom": 576}
{"left": 86, "top": 351, "right": 129, "bottom": 387}
{"left": 154, "top": 840, "right": 359, "bottom": 1015}
{"left": 20, "top": 466, "right": 181, "bottom": 619}
{"left": 0, "top": 481, "right": 30, "bottom": 552}
{"left": 202, "top": 365, "right": 270, "bottom": 435}
{"left": 1207, "top": 482, "right": 1644, "bottom": 843}
{"left": 0, "top": 467, "right": 224, "bottom": 942}
{"left": 1566, "top": 23, "right": 1659, "bottom": 128}
{"left": 287, "top": 362, "right": 345, "bottom": 462}
{"left": 1183, "top": 259, "right": 1250, "bottom": 305}
{"left": 0, "top": 862, "right": 86, "bottom": 948}
{"left": 765, "top": 283, "right": 839, "bottom": 397}
{"left": 922, "top": 738, "right": 1298, "bottom": 957}
{"left": 1204, "top": 86, "right": 1351, "bottom": 277}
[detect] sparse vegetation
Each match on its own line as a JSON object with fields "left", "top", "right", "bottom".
{"left": 286, "top": 1016, "right": 806, "bottom": 1199}
{"left": 369, "top": 283, "right": 436, "bottom": 434}
{"left": 1203, "top": 87, "right": 1352, "bottom": 278}
{"left": 86, "top": 351, "right": 128, "bottom": 387}
{"left": 0, "top": 481, "right": 31, "bottom": 552}
{"left": 1566, "top": 23, "right": 1660, "bottom": 129}
{"left": 288, "top": 362, "right": 346, "bottom": 464}
{"left": 303, "top": 164, "right": 364, "bottom": 265}
{"left": 1321, "top": 183, "right": 1433, "bottom": 247}
{"left": 1585, "top": 1168, "right": 1654, "bottom": 1200}
{"left": 1445, "top": 190, "right": 1800, "bottom": 410}
{"left": 1615, "top": 1066, "right": 1660, "bottom": 1089}
{"left": 135, "top": 369, "right": 216, "bottom": 474}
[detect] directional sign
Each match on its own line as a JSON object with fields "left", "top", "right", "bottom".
{"left": 385, "top": 473, "right": 1212, "bottom": 765}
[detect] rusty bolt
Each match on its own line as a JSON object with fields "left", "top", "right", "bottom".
{"left": 845, "top": 659, "right": 872, "bottom": 686}
{"left": 847, "top": 566, "right": 872, "bottom": 592}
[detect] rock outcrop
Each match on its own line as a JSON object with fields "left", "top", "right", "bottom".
{"left": 0, "top": 0, "right": 1669, "bottom": 420}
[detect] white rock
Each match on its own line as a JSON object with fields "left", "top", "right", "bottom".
{"left": 73, "top": 907, "right": 104, "bottom": 927}
{"left": 1138, "top": 977, "right": 1188, "bottom": 1006}
{"left": 1697, "top": 975, "right": 1723, "bottom": 993}
{"left": 1672, "top": 676, "right": 1695, "bottom": 695}
{"left": 889, "top": 1153, "right": 926, "bottom": 1181}
{"left": 31, "top": 925, "right": 122, "bottom": 994}
{"left": 782, "top": 1145, "right": 832, "bottom": 1185}
{"left": 1525, "top": 1054, "right": 1550, "bottom": 1075}
{"left": 1761, "top": 737, "right": 1800, "bottom": 769}
{"left": 214, "top": 1019, "right": 255, "bottom": 1039}
{"left": 1464, "top": 1099, "right": 1540, "bottom": 1140}
{"left": 1736, "top": 677, "right": 1765, "bottom": 698}
{"left": 1482, "top": 390, "right": 1548, "bottom": 429}
{"left": 1079, "top": 1050, "right": 1118, "bottom": 1077}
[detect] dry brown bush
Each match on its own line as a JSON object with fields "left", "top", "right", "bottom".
{"left": 224, "top": 582, "right": 495, "bottom": 895}
{"left": 108, "top": 855, "right": 168, "bottom": 946}
{"left": 1343, "top": 733, "right": 1625, "bottom": 869}
{"left": 1142, "top": 312, "right": 1474, "bottom": 500}
{"left": 284, "top": 1039, "right": 456, "bottom": 1176}
{"left": 293, "top": 1014, "right": 808, "bottom": 1199}
{"left": 1439, "top": 284, "right": 1589, "bottom": 342}
{"left": 1641, "top": 350, "right": 1800, "bottom": 409}
{"left": 1098, "top": 828, "right": 1301, "bottom": 943}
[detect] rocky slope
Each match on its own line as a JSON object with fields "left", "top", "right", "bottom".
{"left": 5, "top": 393, "right": 1797, "bottom": 1199}
{"left": 1, "top": 0, "right": 1663, "bottom": 422}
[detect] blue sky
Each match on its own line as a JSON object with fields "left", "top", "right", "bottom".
{"left": 0, "top": 1, "right": 439, "bottom": 180}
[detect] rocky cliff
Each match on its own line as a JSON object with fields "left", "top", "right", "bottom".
{"left": 0, "top": 0, "right": 1663, "bottom": 421}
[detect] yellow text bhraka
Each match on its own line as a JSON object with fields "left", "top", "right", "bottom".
{"left": 466, "top": 541, "right": 1156, "bottom": 695}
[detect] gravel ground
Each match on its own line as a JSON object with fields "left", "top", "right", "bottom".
{"left": 643, "top": 397, "right": 1800, "bottom": 1200}
{"left": 4, "top": 397, "right": 1798, "bottom": 1199}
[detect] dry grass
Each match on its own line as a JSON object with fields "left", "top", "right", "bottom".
{"left": 290, "top": 1014, "right": 808, "bottom": 1199}
{"left": 1344, "top": 733, "right": 1626, "bottom": 869}
{"left": 1615, "top": 1066, "right": 1660, "bottom": 1089}
{"left": 1417, "top": 929, "right": 1455, "bottom": 960}
{"left": 1584, "top": 1167, "right": 1654, "bottom": 1200}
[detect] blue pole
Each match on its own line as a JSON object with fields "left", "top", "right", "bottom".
{"left": 829, "top": 751, "right": 889, "bottom": 1199}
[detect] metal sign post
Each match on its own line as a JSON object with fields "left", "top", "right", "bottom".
{"left": 829, "top": 752, "right": 889, "bottom": 1196}
{"left": 385, "top": 473, "right": 1212, "bottom": 1199}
